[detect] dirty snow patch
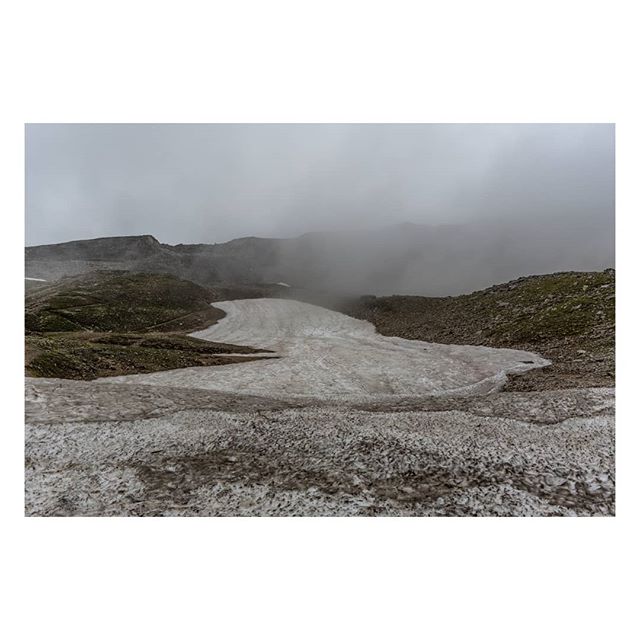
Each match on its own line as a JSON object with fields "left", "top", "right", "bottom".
{"left": 101, "top": 298, "right": 550, "bottom": 399}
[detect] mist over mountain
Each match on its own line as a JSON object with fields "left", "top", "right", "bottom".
{"left": 26, "top": 214, "right": 614, "bottom": 296}
{"left": 25, "top": 123, "right": 614, "bottom": 294}
{"left": 24, "top": 127, "right": 617, "bottom": 520}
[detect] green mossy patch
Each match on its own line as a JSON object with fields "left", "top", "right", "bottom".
{"left": 25, "top": 333, "right": 270, "bottom": 380}
{"left": 25, "top": 271, "right": 269, "bottom": 380}
{"left": 25, "top": 271, "right": 224, "bottom": 334}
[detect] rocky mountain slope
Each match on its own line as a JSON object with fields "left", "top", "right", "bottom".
{"left": 25, "top": 233, "right": 284, "bottom": 289}
{"left": 26, "top": 218, "right": 614, "bottom": 296}
{"left": 339, "top": 270, "right": 615, "bottom": 390}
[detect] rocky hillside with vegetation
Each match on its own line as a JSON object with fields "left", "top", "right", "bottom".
{"left": 340, "top": 270, "right": 615, "bottom": 391}
{"left": 25, "top": 271, "right": 270, "bottom": 380}
{"left": 25, "top": 258, "right": 615, "bottom": 391}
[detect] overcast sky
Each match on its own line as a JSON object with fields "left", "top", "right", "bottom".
{"left": 25, "top": 123, "right": 614, "bottom": 247}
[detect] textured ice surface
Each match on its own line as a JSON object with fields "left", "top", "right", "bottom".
{"left": 25, "top": 398, "right": 615, "bottom": 516}
{"left": 101, "top": 298, "right": 550, "bottom": 398}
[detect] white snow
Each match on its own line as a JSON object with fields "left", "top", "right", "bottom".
{"left": 25, "top": 277, "right": 47, "bottom": 282}
{"left": 101, "top": 298, "right": 550, "bottom": 398}
{"left": 275, "top": 282, "right": 291, "bottom": 287}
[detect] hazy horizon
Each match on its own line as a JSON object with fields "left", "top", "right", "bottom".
{"left": 26, "top": 124, "right": 613, "bottom": 240}
{"left": 25, "top": 123, "right": 614, "bottom": 293}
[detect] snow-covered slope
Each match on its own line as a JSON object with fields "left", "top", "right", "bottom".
{"left": 102, "top": 298, "right": 549, "bottom": 398}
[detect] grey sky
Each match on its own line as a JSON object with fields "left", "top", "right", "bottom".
{"left": 25, "top": 123, "right": 614, "bottom": 248}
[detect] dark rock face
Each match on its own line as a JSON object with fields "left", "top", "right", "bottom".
{"left": 25, "top": 234, "right": 287, "bottom": 287}
{"left": 26, "top": 234, "right": 165, "bottom": 261}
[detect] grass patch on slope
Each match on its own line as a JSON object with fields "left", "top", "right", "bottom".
{"left": 25, "top": 271, "right": 224, "bottom": 333}
{"left": 25, "top": 271, "right": 270, "bottom": 380}
{"left": 26, "top": 333, "right": 269, "bottom": 380}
